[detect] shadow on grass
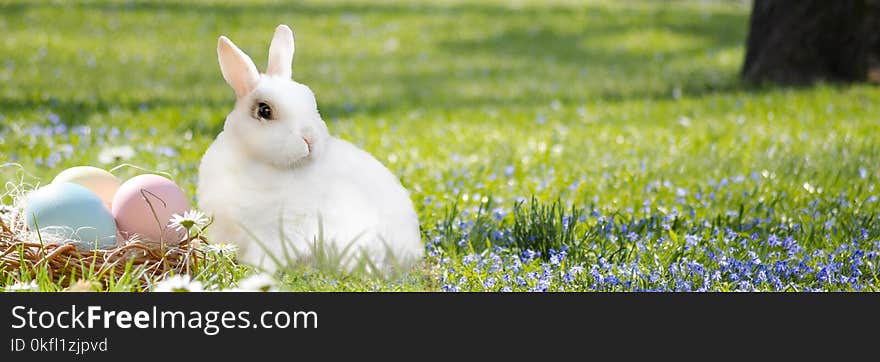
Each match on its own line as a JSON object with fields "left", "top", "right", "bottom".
{"left": 0, "top": 0, "right": 763, "bottom": 122}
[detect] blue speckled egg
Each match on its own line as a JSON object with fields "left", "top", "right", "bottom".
{"left": 25, "top": 182, "right": 118, "bottom": 250}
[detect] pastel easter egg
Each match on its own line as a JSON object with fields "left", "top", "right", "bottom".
{"left": 25, "top": 182, "right": 118, "bottom": 250}
{"left": 52, "top": 166, "right": 121, "bottom": 208}
{"left": 112, "top": 174, "right": 189, "bottom": 244}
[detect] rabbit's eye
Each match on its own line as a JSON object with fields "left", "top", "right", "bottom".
{"left": 256, "top": 102, "right": 273, "bottom": 120}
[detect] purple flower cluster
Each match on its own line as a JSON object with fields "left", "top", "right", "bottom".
{"left": 433, "top": 234, "right": 880, "bottom": 292}
{"left": 4, "top": 112, "right": 180, "bottom": 168}
{"left": 436, "top": 246, "right": 587, "bottom": 292}
{"left": 425, "top": 180, "right": 880, "bottom": 291}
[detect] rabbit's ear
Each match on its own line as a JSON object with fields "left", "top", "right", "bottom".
{"left": 218, "top": 36, "right": 260, "bottom": 98}
{"left": 266, "top": 24, "right": 294, "bottom": 79}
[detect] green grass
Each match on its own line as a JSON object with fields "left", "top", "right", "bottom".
{"left": 2, "top": 0, "right": 880, "bottom": 292}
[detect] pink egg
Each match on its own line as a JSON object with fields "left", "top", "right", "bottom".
{"left": 112, "top": 174, "right": 189, "bottom": 244}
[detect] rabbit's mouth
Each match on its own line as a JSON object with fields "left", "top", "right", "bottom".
{"left": 276, "top": 136, "right": 314, "bottom": 170}
{"left": 303, "top": 137, "right": 313, "bottom": 154}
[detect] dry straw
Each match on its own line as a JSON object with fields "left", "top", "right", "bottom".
{"left": 0, "top": 214, "right": 205, "bottom": 287}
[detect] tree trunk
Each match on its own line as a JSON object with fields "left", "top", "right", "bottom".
{"left": 742, "top": 0, "right": 880, "bottom": 85}
{"left": 868, "top": 1, "right": 880, "bottom": 82}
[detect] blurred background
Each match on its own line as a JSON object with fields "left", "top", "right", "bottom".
{"left": 1, "top": 0, "right": 878, "bottom": 200}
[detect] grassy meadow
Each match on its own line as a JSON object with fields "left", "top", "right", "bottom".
{"left": 1, "top": 0, "right": 880, "bottom": 291}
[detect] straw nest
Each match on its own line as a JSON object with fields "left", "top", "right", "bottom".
{"left": 0, "top": 213, "right": 206, "bottom": 286}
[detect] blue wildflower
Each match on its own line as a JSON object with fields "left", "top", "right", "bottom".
{"left": 483, "top": 277, "right": 496, "bottom": 290}
{"left": 504, "top": 165, "right": 515, "bottom": 177}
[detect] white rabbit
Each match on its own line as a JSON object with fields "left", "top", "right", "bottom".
{"left": 197, "top": 25, "right": 423, "bottom": 274}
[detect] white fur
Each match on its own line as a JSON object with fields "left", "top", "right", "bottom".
{"left": 197, "top": 25, "right": 423, "bottom": 273}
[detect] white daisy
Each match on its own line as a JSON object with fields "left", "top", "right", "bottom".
{"left": 202, "top": 242, "right": 238, "bottom": 255}
{"left": 4, "top": 280, "right": 39, "bottom": 292}
{"left": 153, "top": 275, "right": 203, "bottom": 292}
{"left": 97, "top": 145, "right": 135, "bottom": 165}
{"left": 237, "top": 273, "right": 277, "bottom": 292}
{"left": 168, "top": 209, "right": 209, "bottom": 232}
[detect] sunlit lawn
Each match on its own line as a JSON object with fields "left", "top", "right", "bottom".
{"left": 2, "top": 0, "right": 879, "bottom": 291}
